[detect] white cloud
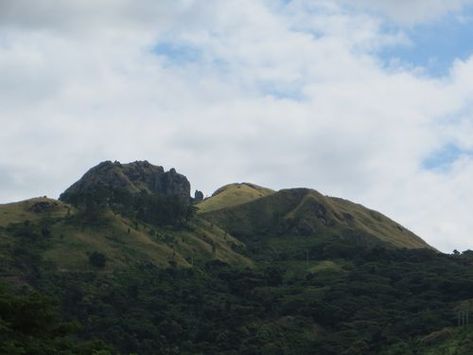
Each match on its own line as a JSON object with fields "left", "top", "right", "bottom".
{"left": 2, "top": 0, "right": 473, "bottom": 252}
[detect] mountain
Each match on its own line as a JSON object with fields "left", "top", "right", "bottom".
{"left": 201, "top": 187, "right": 430, "bottom": 250}
{"left": 0, "top": 161, "right": 430, "bottom": 278}
{"left": 4, "top": 160, "right": 473, "bottom": 355}
{"left": 0, "top": 162, "right": 253, "bottom": 275}
{"left": 197, "top": 182, "right": 274, "bottom": 213}
{"left": 60, "top": 160, "right": 196, "bottom": 231}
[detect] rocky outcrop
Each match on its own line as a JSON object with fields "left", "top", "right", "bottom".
{"left": 60, "top": 160, "right": 191, "bottom": 203}
{"left": 194, "top": 190, "right": 204, "bottom": 202}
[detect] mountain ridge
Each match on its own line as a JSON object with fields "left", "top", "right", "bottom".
{"left": 1, "top": 160, "right": 434, "bottom": 266}
{"left": 0, "top": 159, "right": 435, "bottom": 272}
{"left": 3, "top": 160, "right": 470, "bottom": 355}
{"left": 201, "top": 186, "right": 431, "bottom": 250}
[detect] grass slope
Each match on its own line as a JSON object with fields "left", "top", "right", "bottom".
{"left": 0, "top": 197, "right": 71, "bottom": 226}
{"left": 0, "top": 198, "right": 252, "bottom": 277}
{"left": 202, "top": 188, "right": 431, "bottom": 250}
{"left": 197, "top": 182, "right": 274, "bottom": 213}
{"left": 3, "top": 193, "right": 473, "bottom": 354}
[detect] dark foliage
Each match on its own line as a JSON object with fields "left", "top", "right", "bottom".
{"left": 16, "top": 242, "right": 473, "bottom": 354}
{"left": 0, "top": 283, "right": 111, "bottom": 354}
{"left": 4, "top": 209, "right": 473, "bottom": 354}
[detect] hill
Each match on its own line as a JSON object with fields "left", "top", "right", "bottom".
{"left": 0, "top": 197, "right": 70, "bottom": 227}
{"left": 0, "top": 197, "right": 251, "bottom": 277}
{"left": 197, "top": 182, "right": 274, "bottom": 213}
{"left": 4, "top": 159, "right": 473, "bottom": 355}
{"left": 201, "top": 188, "right": 431, "bottom": 253}
{"left": 1, "top": 162, "right": 429, "bottom": 277}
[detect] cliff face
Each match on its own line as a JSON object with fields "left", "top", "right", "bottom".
{"left": 59, "top": 160, "right": 191, "bottom": 203}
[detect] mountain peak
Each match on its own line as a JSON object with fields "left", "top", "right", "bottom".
{"left": 59, "top": 160, "right": 190, "bottom": 202}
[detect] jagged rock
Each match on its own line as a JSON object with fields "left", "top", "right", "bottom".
{"left": 60, "top": 160, "right": 191, "bottom": 203}
{"left": 194, "top": 190, "right": 204, "bottom": 202}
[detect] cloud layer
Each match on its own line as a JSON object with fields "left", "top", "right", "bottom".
{"left": 1, "top": 0, "right": 473, "bottom": 252}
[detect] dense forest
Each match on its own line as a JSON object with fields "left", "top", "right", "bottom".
{"left": 3, "top": 228, "right": 473, "bottom": 354}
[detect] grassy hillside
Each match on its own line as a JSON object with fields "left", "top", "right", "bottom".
{"left": 3, "top": 195, "right": 473, "bottom": 354}
{"left": 327, "top": 196, "right": 429, "bottom": 249}
{"left": 202, "top": 188, "right": 431, "bottom": 252}
{"left": 0, "top": 197, "right": 251, "bottom": 278}
{"left": 1, "top": 186, "right": 429, "bottom": 276}
{"left": 5, "top": 166, "right": 465, "bottom": 354}
{"left": 0, "top": 197, "right": 71, "bottom": 226}
{"left": 197, "top": 182, "right": 274, "bottom": 213}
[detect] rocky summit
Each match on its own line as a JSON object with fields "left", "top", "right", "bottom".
{"left": 59, "top": 160, "right": 191, "bottom": 203}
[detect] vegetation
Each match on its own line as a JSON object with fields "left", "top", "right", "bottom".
{"left": 0, "top": 197, "right": 70, "bottom": 227}
{"left": 63, "top": 186, "right": 195, "bottom": 227}
{"left": 2, "top": 165, "right": 473, "bottom": 354}
{"left": 3, "top": 241, "right": 473, "bottom": 354}
{"left": 202, "top": 188, "right": 430, "bottom": 250}
{"left": 0, "top": 197, "right": 251, "bottom": 273}
{"left": 0, "top": 283, "right": 111, "bottom": 354}
{"left": 197, "top": 183, "right": 274, "bottom": 213}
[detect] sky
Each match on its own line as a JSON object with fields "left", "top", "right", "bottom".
{"left": 2, "top": 0, "right": 473, "bottom": 252}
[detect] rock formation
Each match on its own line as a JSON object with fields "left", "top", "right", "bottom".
{"left": 194, "top": 190, "right": 204, "bottom": 202}
{"left": 60, "top": 160, "right": 191, "bottom": 203}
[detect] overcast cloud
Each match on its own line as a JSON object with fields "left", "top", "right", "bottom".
{"left": 1, "top": 0, "right": 473, "bottom": 252}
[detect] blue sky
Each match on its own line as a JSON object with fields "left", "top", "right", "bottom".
{"left": 422, "top": 143, "right": 466, "bottom": 171}
{"left": 376, "top": 5, "right": 473, "bottom": 173}
{"left": 380, "top": 5, "right": 473, "bottom": 77}
{"left": 154, "top": 42, "right": 202, "bottom": 65}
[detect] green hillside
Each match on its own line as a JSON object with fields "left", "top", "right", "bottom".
{"left": 197, "top": 182, "right": 274, "bottom": 213}
{"left": 0, "top": 197, "right": 71, "bottom": 226}
{"left": 202, "top": 188, "right": 430, "bottom": 252}
{"left": 0, "top": 197, "right": 251, "bottom": 277}
{"left": 4, "top": 160, "right": 473, "bottom": 354}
